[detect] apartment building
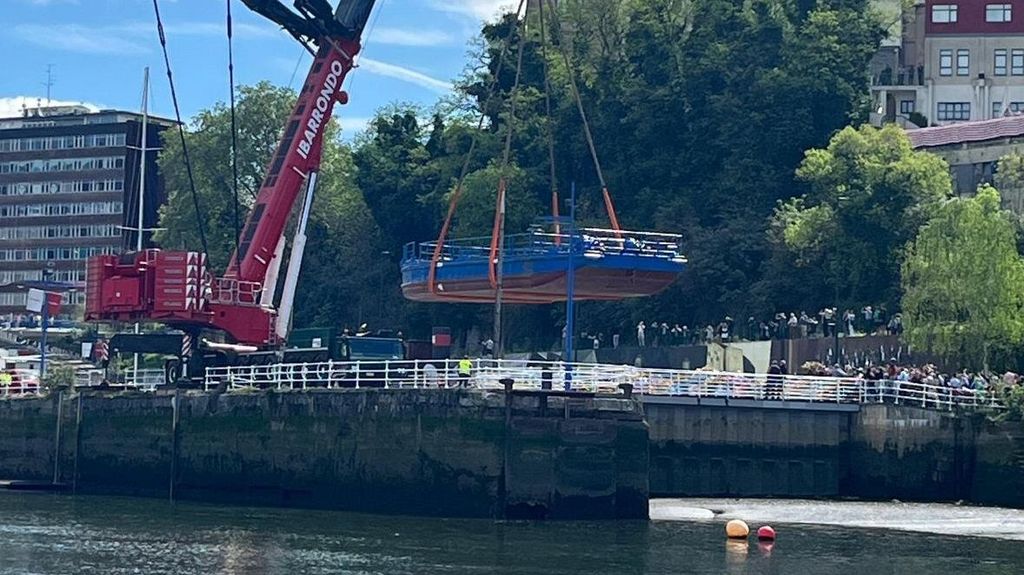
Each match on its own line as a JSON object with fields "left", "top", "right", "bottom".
{"left": 871, "top": 1, "right": 1024, "bottom": 126}
{"left": 0, "top": 105, "right": 173, "bottom": 315}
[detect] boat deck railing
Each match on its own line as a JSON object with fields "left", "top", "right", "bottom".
{"left": 202, "top": 359, "right": 1003, "bottom": 412}
{"left": 402, "top": 228, "right": 685, "bottom": 264}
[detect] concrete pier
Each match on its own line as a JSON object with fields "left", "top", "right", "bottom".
{"left": 0, "top": 389, "right": 649, "bottom": 520}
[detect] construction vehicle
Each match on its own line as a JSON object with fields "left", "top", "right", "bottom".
{"left": 84, "top": 0, "right": 390, "bottom": 383}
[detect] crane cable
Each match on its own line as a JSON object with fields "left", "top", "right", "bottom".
{"left": 536, "top": 0, "right": 560, "bottom": 243}
{"left": 152, "top": 0, "right": 209, "bottom": 254}
{"left": 548, "top": 5, "right": 622, "bottom": 235}
{"left": 487, "top": 3, "right": 530, "bottom": 289}
{"left": 226, "top": 0, "right": 241, "bottom": 256}
{"left": 426, "top": 0, "right": 527, "bottom": 296}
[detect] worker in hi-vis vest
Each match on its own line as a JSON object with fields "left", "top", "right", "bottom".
{"left": 0, "top": 371, "right": 12, "bottom": 395}
{"left": 457, "top": 356, "right": 472, "bottom": 388}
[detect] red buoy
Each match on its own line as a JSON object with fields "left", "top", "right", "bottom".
{"left": 757, "top": 525, "right": 776, "bottom": 541}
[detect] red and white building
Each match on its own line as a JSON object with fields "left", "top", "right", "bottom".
{"left": 871, "top": 1, "right": 1024, "bottom": 126}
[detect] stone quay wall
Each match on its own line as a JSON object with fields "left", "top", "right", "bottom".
{"left": 0, "top": 388, "right": 649, "bottom": 520}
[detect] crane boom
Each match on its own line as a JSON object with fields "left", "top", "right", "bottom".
{"left": 227, "top": 39, "right": 356, "bottom": 282}
{"left": 85, "top": 0, "right": 377, "bottom": 346}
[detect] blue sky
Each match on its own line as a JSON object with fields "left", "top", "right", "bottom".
{"left": 0, "top": 0, "right": 512, "bottom": 136}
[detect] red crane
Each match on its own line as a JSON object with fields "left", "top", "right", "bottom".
{"left": 85, "top": 0, "right": 376, "bottom": 346}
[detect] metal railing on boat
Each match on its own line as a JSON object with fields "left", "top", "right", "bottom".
{"left": 402, "top": 227, "right": 685, "bottom": 264}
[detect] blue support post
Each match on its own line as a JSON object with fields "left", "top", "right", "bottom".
{"left": 564, "top": 182, "right": 576, "bottom": 391}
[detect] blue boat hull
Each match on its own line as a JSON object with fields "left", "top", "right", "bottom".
{"left": 401, "top": 252, "right": 684, "bottom": 303}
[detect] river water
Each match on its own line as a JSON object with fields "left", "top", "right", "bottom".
{"left": 0, "top": 493, "right": 1022, "bottom": 574}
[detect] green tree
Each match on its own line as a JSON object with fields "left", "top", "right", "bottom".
{"left": 767, "top": 124, "right": 952, "bottom": 311}
{"left": 901, "top": 185, "right": 1024, "bottom": 370}
{"left": 331, "top": 0, "right": 893, "bottom": 346}
{"left": 155, "top": 82, "right": 296, "bottom": 270}
{"left": 994, "top": 152, "right": 1024, "bottom": 216}
{"left": 352, "top": 109, "right": 442, "bottom": 255}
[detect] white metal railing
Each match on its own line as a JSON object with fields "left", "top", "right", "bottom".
{"left": 404, "top": 227, "right": 686, "bottom": 264}
{"left": 72, "top": 367, "right": 165, "bottom": 391}
{"left": 202, "top": 359, "right": 1004, "bottom": 411}
{"left": 0, "top": 369, "right": 41, "bottom": 397}
{"left": 120, "top": 368, "right": 166, "bottom": 390}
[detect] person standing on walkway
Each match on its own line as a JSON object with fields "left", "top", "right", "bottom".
{"left": 457, "top": 356, "right": 472, "bottom": 388}
{"left": 0, "top": 371, "right": 11, "bottom": 396}
{"left": 637, "top": 321, "right": 646, "bottom": 347}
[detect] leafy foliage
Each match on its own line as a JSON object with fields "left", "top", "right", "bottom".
{"left": 41, "top": 366, "right": 75, "bottom": 395}
{"left": 769, "top": 125, "right": 951, "bottom": 309}
{"left": 156, "top": 0, "right": 891, "bottom": 347}
{"left": 155, "top": 82, "right": 296, "bottom": 270}
{"left": 901, "top": 185, "right": 1024, "bottom": 370}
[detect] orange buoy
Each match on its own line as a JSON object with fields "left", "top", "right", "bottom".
{"left": 757, "top": 525, "right": 776, "bottom": 541}
{"left": 726, "top": 519, "right": 749, "bottom": 539}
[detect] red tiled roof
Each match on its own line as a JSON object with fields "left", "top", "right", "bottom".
{"left": 907, "top": 115, "right": 1024, "bottom": 149}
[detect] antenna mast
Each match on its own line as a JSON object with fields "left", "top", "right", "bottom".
{"left": 42, "top": 65, "right": 54, "bottom": 104}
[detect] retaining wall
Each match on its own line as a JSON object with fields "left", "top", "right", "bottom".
{"left": 7, "top": 390, "right": 1024, "bottom": 511}
{"left": 648, "top": 400, "right": 1024, "bottom": 506}
{"left": 647, "top": 402, "right": 849, "bottom": 497}
{"left": 0, "top": 389, "right": 649, "bottom": 520}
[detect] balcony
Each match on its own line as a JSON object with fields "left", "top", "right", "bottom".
{"left": 871, "top": 66, "right": 925, "bottom": 87}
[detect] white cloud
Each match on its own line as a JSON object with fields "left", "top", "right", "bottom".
{"left": 370, "top": 27, "right": 453, "bottom": 47}
{"left": 13, "top": 19, "right": 277, "bottom": 55}
{"left": 0, "top": 96, "right": 100, "bottom": 119}
{"left": 337, "top": 116, "right": 371, "bottom": 135}
{"left": 164, "top": 21, "right": 277, "bottom": 39}
{"left": 357, "top": 57, "right": 452, "bottom": 93}
{"left": 14, "top": 24, "right": 148, "bottom": 54}
{"left": 426, "top": 0, "right": 516, "bottom": 21}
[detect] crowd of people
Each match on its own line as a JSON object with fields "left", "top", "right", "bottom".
{"left": 601, "top": 306, "right": 907, "bottom": 350}
{"left": 795, "top": 359, "right": 1024, "bottom": 407}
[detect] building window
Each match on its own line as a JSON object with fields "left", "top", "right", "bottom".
{"left": 994, "top": 101, "right": 1004, "bottom": 117}
{"left": 900, "top": 100, "right": 915, "bottom": 114}
{"left": 1014, "top": 49, "right": 1024, "bottom": 75}
{"left": 932, "top": 4, "right": 958, "bottom": 23}
{"left": 987, "top": 4, "right": 1012, "bottom": 22}
{"left": 996, "top": 49, "right": 1008, "bottom": 75}
{"left": 937, "top": 102, "right": 971, "bottom": 121}
{"left": 939, "top": 49, "right": 953, "bottom": 76}
{"left": 957, "top": 49, "right": 970, "bottom": 75}
{"left": 0, "top": 133, "right": 125, "bottom": 154}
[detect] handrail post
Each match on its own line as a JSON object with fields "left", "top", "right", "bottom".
{"left": 355, "top": 361, "right": 361, "bottom": 389}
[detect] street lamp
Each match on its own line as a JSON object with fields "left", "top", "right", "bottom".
{"left": 40, "top": 263, "right": 55, "bottom": 378}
